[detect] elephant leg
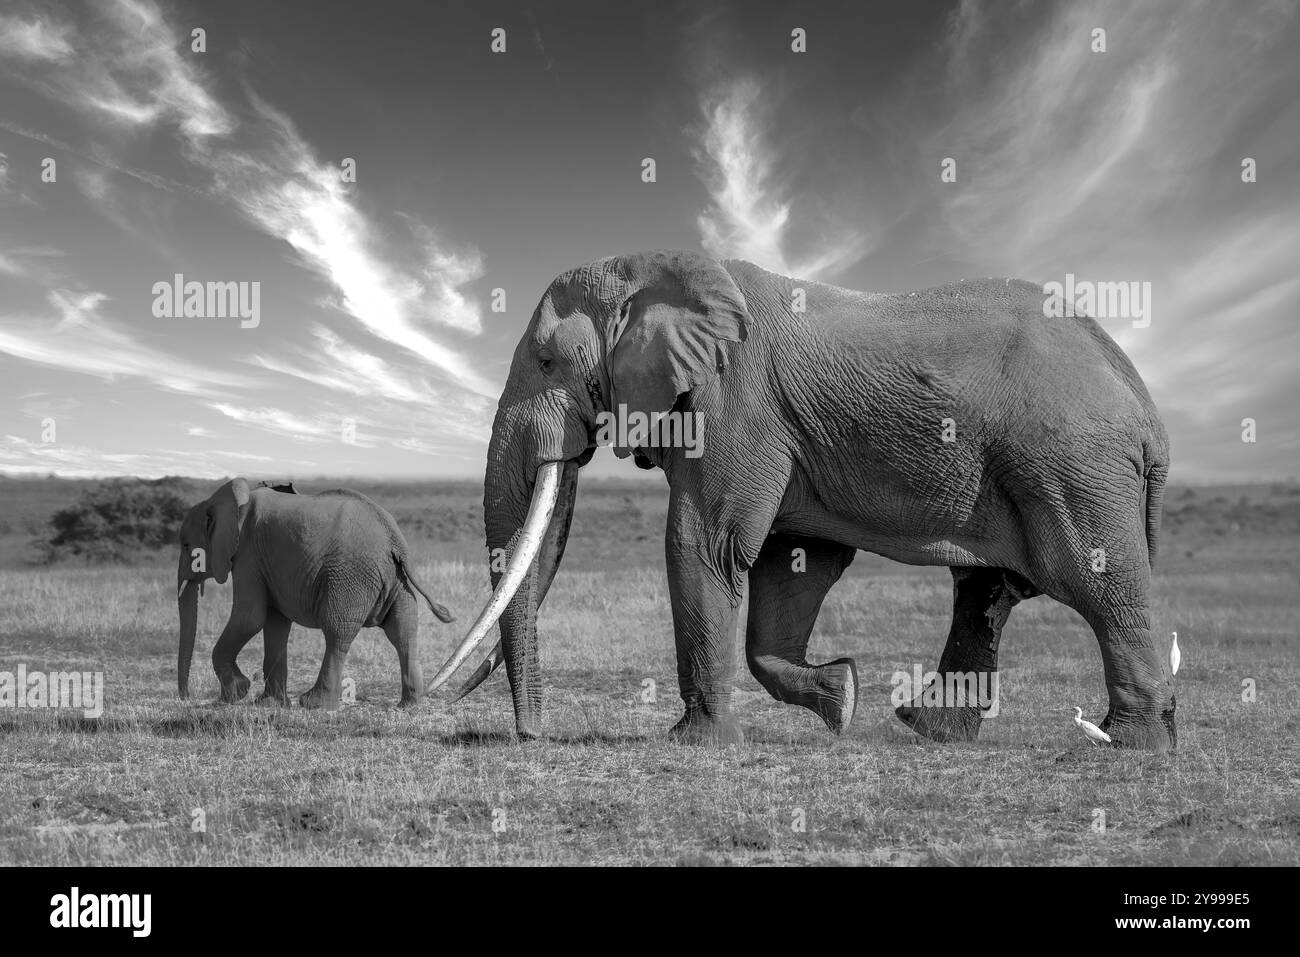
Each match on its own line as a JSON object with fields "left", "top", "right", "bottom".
{"left": 212, "top": 608, "right": 264, "bottom": 703}
{"left": 1087, "top": 606, "right": 1175, "bottom": 751}
{"left": 663, "top": 484, "right": 780, "bottom": 747}
{"left": 381, "top": 591, "right": 422, "bottom": 708}
{"left": 896, "top": 567, "right": 1030, "bottom": 742}
{"left": 745, "top": 533, "right": 859, "bottom": 734}
{"left": 665, "top": 561, "right": 742, "bottom": 745}
{"left": 300, "top": 621, "right": 361, "bottom": 710}
{"left": 1032, "top": 488, "right": 1175, "bottom": 750}
{"left": 255, "top": 610, "right": 290, "bottom": 706}
{"left": 1069, "top": 551, "right": 1173, "bottom": 751}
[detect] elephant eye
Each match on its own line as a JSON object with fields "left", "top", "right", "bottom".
{"left": 539, "top": 356, "right": 555, "bottom": 375}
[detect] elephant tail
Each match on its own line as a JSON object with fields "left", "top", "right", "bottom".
{"left": 1143, "top": 459, "right": 1168, "bottom": 570}
{"left": 394, "top": 554, "right": 456, "bottom": 623}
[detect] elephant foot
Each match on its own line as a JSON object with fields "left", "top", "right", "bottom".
{"left": 298, "top": 684, "right": 341, "bottom": 710}
{"left": 669, "top": 708, "right": 744, "bottom": 747}
{"left": 218, "top": 673, "right": 251, "bottom": 703}
{"left": 397, "top": 690, "right": 422, "bottom": 710}
{"left": 810, "top": 658, "right": 858, "bottom": 735}
{"left": 255, "top": 685, "right": 289, "bottom": 707}
{"left": 1100, "top": 695, "right": 1176, "bottom": 752}
{"left": 894, "top": 701, "right": 983, "bottom": 743}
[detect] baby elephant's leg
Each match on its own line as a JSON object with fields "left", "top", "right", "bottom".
{"left": 382, "top": 590, "right": 423, "bottom": 707}
{"left": 300, "top": 620, "right": 361, "bottom": 710}
{"left": 256, "top": 610, "right": 291, "bottom": 705}
{"left": 212, "top": 606, "right": 264, "bottom": 703}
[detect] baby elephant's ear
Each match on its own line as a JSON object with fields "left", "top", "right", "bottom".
{"left": 207, "top": 477, "right": 251, "bottom": 584}
{"left": 608, "top": 252, "right": 749, "bottom": 427}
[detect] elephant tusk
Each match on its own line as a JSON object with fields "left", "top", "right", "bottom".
{"left": 177, "top": 580, "right": 191, "bottom": 601}
{"left": 450, "top": 641, "right": 505, "bottom": 702}
{"left": 425, "top": 461, "right": 562, "bottom": 693}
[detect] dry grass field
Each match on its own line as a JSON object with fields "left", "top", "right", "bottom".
{"left": 1, "top": 476, "right": 1298, "bottom": 865}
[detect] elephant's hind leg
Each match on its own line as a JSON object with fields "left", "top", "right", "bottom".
{"left": 300, "top": 616, "right": 363, "bottom": 711}
{"left": 895, "top": 567, "right": 1030, "bottom": 743}
{"left": 255, "top": 610, "right": 291, "bottom": 706}
{"left": 1059, "top": 544, "right": 1173, "bottom": 751}
{"left": 746, "top": 534, "right": 859, "bottom": 735}
{"left": 381, "top": 590, "right": 423, "bottom": 708}
{"left": 1032, "top": 483, "right": 1175, "bottom": 751}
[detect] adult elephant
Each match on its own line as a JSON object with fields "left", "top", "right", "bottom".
{"left": 427, "top": 251, "right": 1173, "bottom": 750}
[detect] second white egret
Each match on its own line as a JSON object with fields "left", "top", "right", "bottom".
{"left": 1073, "top": 707, "right": 1112, "bottom": 745}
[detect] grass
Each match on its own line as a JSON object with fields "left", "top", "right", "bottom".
{"left": 1, "top": 477, "right": 1298, "bottom": 865}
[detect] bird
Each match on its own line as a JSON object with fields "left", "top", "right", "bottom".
{"left": 1169, "top": 631, "right": 1181, "bottom": 676}
{"left": 1072, "top": 707, "right": 1112, "bottom": 745}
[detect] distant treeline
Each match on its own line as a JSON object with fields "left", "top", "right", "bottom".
{"left": 6, "top": 473, "right": 1294, "bottom": 568}
{"left": 9, "top": 475, "right": 668, "bottom": 566}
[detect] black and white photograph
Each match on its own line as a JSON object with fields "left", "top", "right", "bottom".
{"left": 0, "top": 0, "right": 1296, "bottom": 901}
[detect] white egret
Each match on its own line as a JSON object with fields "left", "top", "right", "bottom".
{"left": 1072, "top": 707, "right": 1112, "bottom": 745}
{"left": 1169, "top": 631, "right": 1181, "bottom": 676}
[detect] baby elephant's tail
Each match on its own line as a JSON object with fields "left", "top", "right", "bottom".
{"left": 394, "top": 554, "right": 455, "bottom": 623}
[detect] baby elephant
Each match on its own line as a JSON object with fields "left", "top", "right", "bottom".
{"left": 175, "top": 478, "right": 453, "bottom": 708}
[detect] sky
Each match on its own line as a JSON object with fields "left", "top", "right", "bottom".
{"left": 1, "top": 0, "right": 1297, "bottom": 482}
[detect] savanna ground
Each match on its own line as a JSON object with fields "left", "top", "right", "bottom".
{"left": 1, "top": 474, "right": 1298, "bottom": 865}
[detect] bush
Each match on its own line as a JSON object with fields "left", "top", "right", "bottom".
{"left": 43, "top": 477, "right": 194, "bottom": 560}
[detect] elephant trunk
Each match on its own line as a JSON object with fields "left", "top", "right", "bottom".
{"left": 425, "top": 458, "right": 579, "bottom": 738}
{"left": 497, "top": 551, "right": 543, "bottom": 737}
{"left": 177, "top": 576, "right": 198, "bottom": 699}
{"left": 451, "top": 459, "right": 579, "bottom": 702}
{"left": 487, "top": 461, "right": 578, "bottom": 734}
{"left": 425, "top": 462, "right": 562, "bottom": 696}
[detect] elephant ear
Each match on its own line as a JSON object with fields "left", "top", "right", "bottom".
{"left": 606, "top": 253, "right": 749, "bottom": 457}
{"left": 206, "top": 478, "right": 251, "bottom": 584}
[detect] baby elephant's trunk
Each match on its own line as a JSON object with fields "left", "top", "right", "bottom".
{"left": 177, "top": 577, "right": 199, "bottom": 698}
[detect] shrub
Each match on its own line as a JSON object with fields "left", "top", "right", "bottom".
{"left": 43, "top": 477, "right": 194, "bottom": 560}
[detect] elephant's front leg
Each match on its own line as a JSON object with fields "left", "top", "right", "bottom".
{"left": 664, "top": 500, "right": 772, "bottom": 745}
{"left": 212, "top": 611, "right": 263, "bottom": 703}
{"left": 256, "top": 610, "right": 291, "bottom": 706}
{"left": 746, "top": 534, "right": 859, "bottom": 734}
{"left": 665, "top": 556, "right": 743, "bottom": 745}
{"left": 895, "top": 567, "right": 1030, "bottom": 742}
{"left": 299, "top": 624, "right": 359, "bottom": 710}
